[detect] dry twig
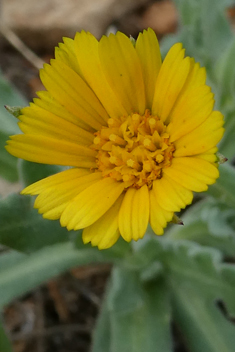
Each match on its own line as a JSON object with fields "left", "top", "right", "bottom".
{"left": 0, "top": 24, "right": 44, "bottom": 70}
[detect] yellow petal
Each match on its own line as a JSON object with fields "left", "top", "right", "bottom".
{"left": 176, "top": 59, "right": 207, "bottom": 96}
{"left": 152, "top": 43, "right": 191, "bottom": 122}
{"left": 167, "top": 85, "right": 214, "bottom": 142}
{"left": 60, "top": 177, "right": 125, "bottom": 230}
{"left": 149, "top": 190, "right": 173, "bottom": 235}
{"left": 164, "top": 157, "right": 219, "bottom": 192}
{"left": 119, "top": 184, "right": 149, "bottom": 242}
{"left": 136, "top": 28, "right": 162, "bottom": 109}
{"left": 22, "top": 168, "right": 91, "bottom": 195}
{"left": 99, "top": 32, "right": 146, "bottom": 115}
{"left": 40, "top": 60, "right": 109, "bottom": 130}
{"left": 19, "top": 104, "right": 94, "bottom": 146}
{"left": 75, "top": 31, "right": 127, "bottom": 118}
{"left": 55, "top": 37, "right": 82, "bottom": 76}
{"left": 35, "top": 91, "right": 93, "bottom": 132}
{"left": 195, "top": 147, "right": 218, "bottom": 162}
{"left": 174, "top": 111, "right": 224, "bottom": 157}
{"left": 152, "top": 176, "right": 193, "bottom": 212}
{"left": 82, "top": 194, "right": 124, "bottom": 249}
{"left": 36, "top": 172, "right": 102, "bottom": 220}
{"left": 35, "top": 172, "right": 100, "bottom": 209}
{"left": 6, "top": 135, "right": 97, "bottom": 168}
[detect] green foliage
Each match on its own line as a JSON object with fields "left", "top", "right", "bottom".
{"left": 92, "top": 268, "right": 172, "bottom": 352}
{"left": 0, "top": 322, "right": 12, "bottom": 352}
{"left": 0, "top": 193, "right": 71, "bottom": 253}
{"left": 92, "top": 239, "right": 235, "bottom": 352}
{"left": 164, "top": 241, "right": 235, "bottom": 352}
{"left": 0, "top": 70, "right": 26, "bottom": 181}
{"left": 161, "top": 0, "right": 232, "bottom": 72}
{"left": 167, "top": 200, "right": 235, "bottom": 257}
{"left": 0, "top": 242, "right": 124, "bottom": 309}
{"left": 207, "top": 163, "right": 235, "bottom": 208}
{"left": 176, "top": 0, "right": 232, "bottom": 62}
{"left": 214, "top": 36, "right": 235, "bottom": 159}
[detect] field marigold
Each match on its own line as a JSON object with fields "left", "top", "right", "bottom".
{"left": 6, "top": 29, "right": 224, "bottom": 249}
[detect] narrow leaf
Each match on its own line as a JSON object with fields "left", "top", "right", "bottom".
{"left": 0, "top": 242, "right": 115, "bottom": 308}
{"left": 107, "top": 266, "right": 173, "bottom": 352}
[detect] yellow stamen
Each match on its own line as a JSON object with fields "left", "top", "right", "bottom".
{"left": 109, "top": 134, "right": 126, "bottom": 146}
{"left": 109, "top": 156, "right": 117, "bottom": 164}
{"left": 92, "top": 110, "right": 175, "bottom": 189}
{"left": 94, "top": 137, "right": 101, "bottom": 145}
{"left": 143, "top": 138, "right": 156, "bottom": 151}
{"left": 127, "top": 158, "right": 135, "bottom": 167}
{"left": 149, "top": 118, "right": 156, "bottom": 126}
{"left": 156, "top": 154, "right": 164, "bottom": 163}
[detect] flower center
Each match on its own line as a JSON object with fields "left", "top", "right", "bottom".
{"left": 91, "top": 109, "right": 175, "bottom": 189}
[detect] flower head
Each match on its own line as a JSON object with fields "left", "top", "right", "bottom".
{"left": 6, "top": 28, "right": 224, "bottom": 249}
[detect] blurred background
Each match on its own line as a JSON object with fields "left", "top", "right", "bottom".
{"left": 0, "top": 0, "right": 235, "bottom": 351}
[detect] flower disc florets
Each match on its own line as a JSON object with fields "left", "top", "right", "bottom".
{"left": 92, "top": 109, "right": 175, "bottom": 189}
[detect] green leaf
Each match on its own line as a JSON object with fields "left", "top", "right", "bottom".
{"left": 92, "top": 282, "right": 112, "bottom": 352}
{"left": 0, "top": 193, "right": 71, "bottom": 253}
{"left": 0, "top": 74, "right": 25, "bottom": 135}
{"left": 167, "top": 199, "right": 235, "bottom": 256}
{"left": 163, "top": 241, "right": 235, "bottom": 352}
{"left": 172, "top": 285, "right": 235, "bottom": 352}
{"left": 163, "top": 241, "right": 235, "bottom": 312}
{"left": 0, "top": 322, "right": 12, "bottom": 352}
{"left": 0, "top": 242, "right": 117, "bottom": 309}
{"left": 128, "top": 237, "right": 235, "bottom": 351}
{"left": 124, "top": 234, "right": 162, "bottom": 271}
{"left": 0, "top": 70, "right": 26, "bottom": 181}
{"left": 215, "top": 37, "right": 235, "bottom": 110}
{"left": 0, "top": 130, "right": 18, "bottom": 181}
{"left": 174, "top": 0, "right": 232, "bottom": 62}
{"left": 218, "top": 109, "right": 235, "bottom": 160}
{"left": 199, "top": 0, "right": 232, "bottom": 63}
{"left": 207, "top": 164, "right": 235, "bottom": 208}
{"left": 93, "top": 236, "right": 235, "bottom": 352}
{"left": 100, "top": 266, "right": 173, "bottom": 352}
{"left": 0, "top": 250, "right": 26, "bottom": 274}
{"left": 213, "top": 35, "right": 235, "bottom": 160}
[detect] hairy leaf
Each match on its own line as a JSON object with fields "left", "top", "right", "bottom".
{"left": 0, "top": 242, "right": 119, "bottom": 309}
{"left": 162, "top": 240, "right": 235, "bottom": 352}
{"left": 167, "top": 199, "right": 235, "bottom": 256}
{"left": 207, "top": 164, "right": 235, "bottom": 208}
{"left": 92, "top": 266, "right": 173, "bottom": 352}
{"left": 0, "top": 193, "right": 71, "bottom": 253}
{"left": 0, "top": 71, "right": 26, "bottom": 181}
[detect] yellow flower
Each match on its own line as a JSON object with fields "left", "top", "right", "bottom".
{"left": 6, "top": 28, "right": 224, "bottom": 249}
